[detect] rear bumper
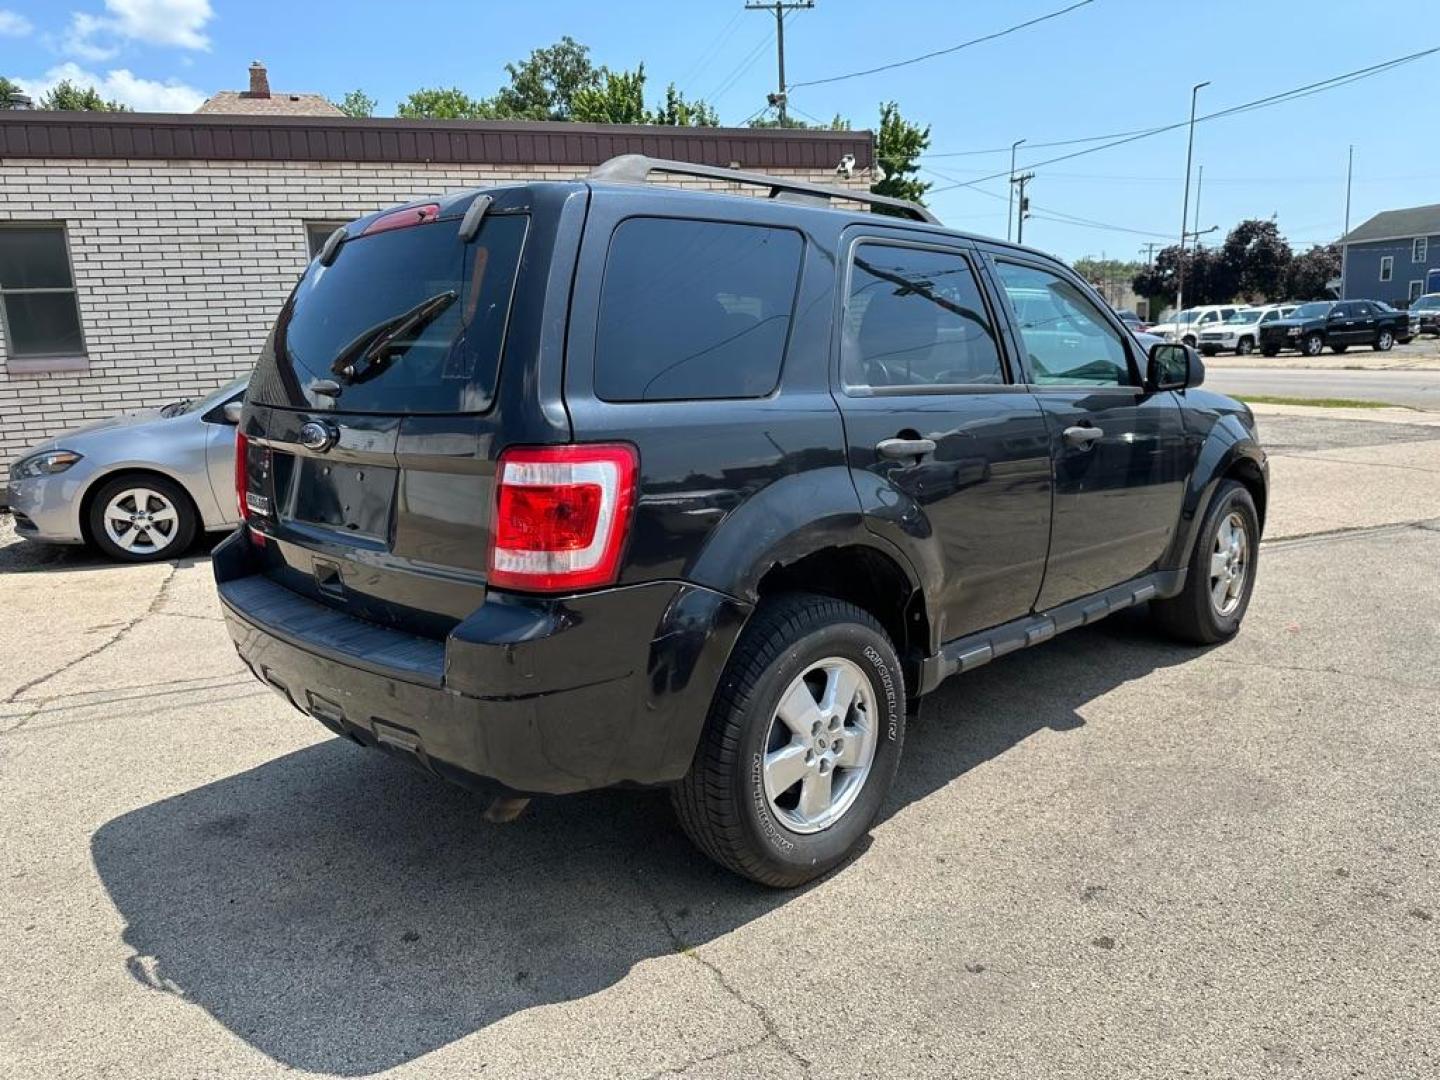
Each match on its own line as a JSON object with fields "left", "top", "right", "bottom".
{"left": 214, "top": 530, "right": 750, "bottom": 795}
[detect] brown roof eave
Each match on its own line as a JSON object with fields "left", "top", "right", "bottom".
{"left": 0, "top": 110, "right": 874, "bottom": 168}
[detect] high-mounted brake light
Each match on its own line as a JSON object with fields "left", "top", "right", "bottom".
{"left": 488, "top": 444, "right": 638, "bottom": 593}
{"left": 361, "top": 203, "right": 441, "bottom": 237}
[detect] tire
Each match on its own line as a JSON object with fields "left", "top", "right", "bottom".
{"left": 1151, "top": 479, "right": 1259, "bottom": 645}
{"left": 1236, "top": 338, "right": 1253, "bottom": 356}
{"left": 1330, "top": 344, "right": 1348, "bottom": 354}
{"left": 1200, "top": 346, "right": 1217, "bottom": 357}
{"left": 1374, "top": 329, "right": 1394, "bottom": 352}
{"left": 671, "top": 592, "right": 906, "bottom": 887}
{"left": 86, "top": 473, "right": 198, "bottom": 563}
{"left": 1302, "top": 333, "right": 1325, "bottom": 357}
{"left": 1260, "top": 346, "right": 1279, "bottom": 357}
{"left": 1182, "top": 334, "right": 1197, "bottom": 348}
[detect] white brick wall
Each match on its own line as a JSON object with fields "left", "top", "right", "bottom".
{"left": 0, "top": 158, "right": 869, "bottom": 486}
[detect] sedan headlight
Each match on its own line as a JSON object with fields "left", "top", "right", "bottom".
{"left": 10, "top": 449, "right": 83, "bottom": 480}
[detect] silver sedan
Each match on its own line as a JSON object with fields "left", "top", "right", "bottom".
{"left": 5, "top": 379, "right": 245, "bottom": 562}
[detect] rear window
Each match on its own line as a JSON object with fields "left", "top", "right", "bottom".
{"left": 250, "top": 213, "right": 527, "bottom": 413}
{"left": 594, "top": 217, "right": 803, "bottom": 402}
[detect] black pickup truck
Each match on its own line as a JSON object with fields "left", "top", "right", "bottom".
{"left": 1258, "top": 299, "right": 1411, "bottom": 356}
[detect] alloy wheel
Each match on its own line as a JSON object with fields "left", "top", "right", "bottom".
{"left": 1209, "top": 510, "right": 1250, "bottom": 616}
{"left": 762, "top": 657, "right": 878, "bottom": 834}
{"left": 102, "top": 487, "right": 180, "bottom": 556}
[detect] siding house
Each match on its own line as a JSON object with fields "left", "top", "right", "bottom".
{"left": 0, "top": 111, "right": 872, "bottom": 485}
{"left": 1340, "top": 202, "right": 1440, "bottom": 305}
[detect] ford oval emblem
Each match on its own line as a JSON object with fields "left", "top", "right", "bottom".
{"left": 298, "top": 420, "right": 338, "bottom": 453}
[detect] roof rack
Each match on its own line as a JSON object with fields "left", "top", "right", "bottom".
{"left": 587, "top": 154, "right": 940, "bottom": 225}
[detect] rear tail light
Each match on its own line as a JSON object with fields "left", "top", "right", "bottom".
{"left": 235, "top": 430, "right": 249, "bottom": 521}
{"left": 234, "top": 430, "right": 272, "bottom": 531}
{"left": 488, "top": 444, "right": 638, "bottom": 593}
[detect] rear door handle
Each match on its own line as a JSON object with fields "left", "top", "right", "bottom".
{"left": 876, "top": 437, "right": 937, "bottom": 460}
{"left": 1062, "top": 425, "right": 1104, "bottom": 448}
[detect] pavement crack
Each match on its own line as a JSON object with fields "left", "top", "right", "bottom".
{"left": 1262, "top": 517, "right": 1440, "bottom": 549}
{"left": 635, "top": 872, "right": 811, "bottom": 1077}
{"left": 1210, "top": 655, "right": 1440, "bottom": 694}
{"left": 4, "top": 563, "right": 179, "bottom": 704}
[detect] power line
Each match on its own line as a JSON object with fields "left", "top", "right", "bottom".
{"left": 676, "top": 8, "right": 747, "bottom": 95}
{"left": 789, "top": 0, "right": 1096, "bottom": 89}
{"left": 925, "top": 45, "right": 1440, "bottom": 193}
{"left": 705, "top": 23, "right": 779, "bottom": 103}
{"left": 745, "top": 1, "right": 813, "bottom": 125}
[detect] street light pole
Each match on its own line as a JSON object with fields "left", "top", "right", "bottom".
{"left": 1007, "top": 138, "right": 1026, "bottom": 243}
{"left": 1342, "top": 144, "right": 1354, "bottom": 298}
{"left": 1176, "top": 80, "right": 1210, "bottom": 314}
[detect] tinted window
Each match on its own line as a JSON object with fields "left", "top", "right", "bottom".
{"left": 252, "top": 213, "right": 527, "bottom": 413}
{"left": 0, "top": 225, "right": 85, "bottom": 358}
{"left": 595, "top": 218, "right": 802, "bottom": 402}
{"left": 843, "top": 245, "right": 1004, "bottom": 389}
{"left": 994, "top": 261, "right": 1132, "bottom": 386}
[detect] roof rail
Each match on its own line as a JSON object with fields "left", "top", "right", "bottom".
{"left": 587, "top": 153, "right": 941, "bottom": 225}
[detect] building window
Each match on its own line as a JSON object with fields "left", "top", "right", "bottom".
{"left": 1414, "top": 237, "right": 1428, "bottom": 263}
{"left": 1380, "top": 256, "right": 1393, "bottom": 282}
{"left": 304, "top": 221, "right": 350, "bottom": 260}
{"left": 0, "top": 224, "right": 86, "bottom": 361}
{"left": 1411, "top": 280, "right": 1424, "bottom": 301}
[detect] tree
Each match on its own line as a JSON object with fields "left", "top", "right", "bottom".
{"left": 1074, "top": 257, "right": 1145, "bottom": 285}
{"left": 571, "top": 65, "right": 648, "bottom": 124}
{"left": 872, "top": 101, "right": 930, "bottom": 210}
{"left": 1286, "top": 244, "right": 1341, "bottom": 299}
{"left": 749, "top": 113, "right": 850, "bottom": 130}
{"left": 335, "top": 89, "right": 376, "bottom": 119}
{"left": 649, "top": 83, "right": 719, "bottom": 128}
{"left": 1, "top": 75, "right": 23, "bottom": 109}
{"left": 1220, "top": 219, "right": 1292, "bottom": 301}
{"left": 1133, "top": 245, "right": 1231, "bottom": 309}
{"left": 492, "top": 35, "right": 601, "bottom": 121}
{"left": 38, "top": 79, "right": 129, "bottom": 112}
{"left": 398, "top": 87, "right": 496, "bottom": 120}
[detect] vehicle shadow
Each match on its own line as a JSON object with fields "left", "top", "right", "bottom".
{"left": 90, "top": 608, "right": 1202, "bottom": 1075}
{"left": 0, "top": 524, "right": 224, "bottom": 575}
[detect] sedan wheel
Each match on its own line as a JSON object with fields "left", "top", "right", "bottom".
{"left": 87, "top": 474, "right": 198, "bottom": 562}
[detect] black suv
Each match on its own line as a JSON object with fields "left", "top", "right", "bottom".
{"left": 1258, "top": 299, "right": 1410, "bottom": 356}
{"left": 217, "top": 156, "right": 1267, "bottom": 886}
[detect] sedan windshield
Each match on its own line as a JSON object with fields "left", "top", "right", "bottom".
{"left": 1291, "top": 302, "right": 1333, "bottom": 319}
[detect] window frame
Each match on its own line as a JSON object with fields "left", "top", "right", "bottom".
{"left": 984, "top": 251, "right": 1143, "bottom": 391}
{"left": 1414, "top": 237, "right": 1428, "bottom": 264}
{"left": 1410, "top": 279, "right": 1424, "bottom": 302}
{"left": 837, "top": 235, "right": 1020, "bottom": 398}
{"left": 303, "top": 220, "right": 352, "bottom": 261}
{"left": 1380, "top": 255, "right": 1394, "bottom": 282}
{"left": 0, "top": 221, "right": 89, "bottom": 371}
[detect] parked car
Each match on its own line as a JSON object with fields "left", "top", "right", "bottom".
{"left": 217, "top": 157, "right": 1267, "bottom": 887}
{"left": 1115, "top": 308, "right": 1149, "bottom": 332}
{"left": 1372, "top": 300, "right": 1420, "bottom": 344}
{"left": 1149, "top": 304, "right": 1241, "bottom": 347}
{"left": 1258, "top": 299, "right": 1410, "bottom": 357}
{"left": 1410, "top": 293, "right": 1440, "bottom": 335}
{"left": 5, "top": 379, "right": 246, "bottom": 561}
{"left": 1197, "top": 305, "right": 1294, "bottom": 356}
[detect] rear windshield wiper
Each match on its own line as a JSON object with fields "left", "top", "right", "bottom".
{"left": 330, "top": 290, "right": 457, "bottom": 385}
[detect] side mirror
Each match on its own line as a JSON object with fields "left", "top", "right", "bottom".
{"left": 221, "top": 399, "right": 243, "bottom": 425}
{"left": 1147, "top": 342, "right": 1203, "bottom": 391}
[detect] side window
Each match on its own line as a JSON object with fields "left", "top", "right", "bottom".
{"left": 1413, "top": 237, "right": 1427, "bottom": 263}
{"left": 993, "top": 261, "right": 1132, "bottom": 386}
{"left": 1354, "top": 302, "right": 1373, "bottom": 317}
{"left": 0, "top": 224, "right": 87, "bottom": 360}
{"left": 1380, "top": 256, "right": 1394, "bottom": 282}
{"left": 1260, "top": 311, "right": 1275, "bottom": 324}
{"left": 842, "top": 244, "right": 1004, "bottom": 390}
{"left": 1200, "top": 311, "right": 1218, "bottom": 325}
{"left": 594, "top": 217, "right": 802, "bottom": 402}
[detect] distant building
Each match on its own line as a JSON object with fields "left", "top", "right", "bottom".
{"left": 196, "top": 62, "right": 344, "bottom": 117}
{"left": 1340, "top": 202, "right": 1440, "bottom": 304}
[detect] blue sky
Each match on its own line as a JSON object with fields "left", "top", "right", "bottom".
{"left": 2, "top": 0, "right": 1436, "bottom": 263}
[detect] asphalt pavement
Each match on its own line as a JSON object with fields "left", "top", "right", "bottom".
{"left": 1, "top": 409, "right": 1437, "bottom": 1079}
{"left": 1206, "top": 365, "right": 1440, "bottom": 408}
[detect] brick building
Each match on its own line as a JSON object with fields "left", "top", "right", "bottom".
{"left": 0, "top": 111, "right": 873, "bottom": 484}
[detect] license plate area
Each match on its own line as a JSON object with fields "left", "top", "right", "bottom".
{"left": 275, "top": 453, "right": 396, "bottom": 541}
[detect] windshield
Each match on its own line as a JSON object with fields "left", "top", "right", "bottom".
{"left": 1291, "top": 302, "right": 1333, "bottom": 319}
{"left": 160, "top": 377, "right": 247, "bottom": 418}
{"left": 1413, "top": 295, "right": 1440, "bottom": 310}
{"left": 1173, "top": 308, "right": 1198, "bottom": 323}
{"left": 248, "top": 211, "right": 528, "bottom": 414}
{"left": 1224, "top": 311, "right": 1262, "bottom": 324}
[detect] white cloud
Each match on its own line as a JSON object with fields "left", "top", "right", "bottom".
{"left": 16, "top": 62, "right": 206, "bottom": 113}
{"left": 0, "top": 9, "right": 35, "bottom": 36}
{"left": 63, "top": 0, "right": 214, "bottom": 59}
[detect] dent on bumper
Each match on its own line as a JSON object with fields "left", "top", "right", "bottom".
{"left": 214, "top": 532, "right": 751, "bottom": 796}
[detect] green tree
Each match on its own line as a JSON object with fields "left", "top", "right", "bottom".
{"left": 492, "top": 35, "right": 601, "bottom": 120}
{"left": 649, "top": 82, "right": 719, "bottom": 127}
{"left": 1133, "top": 245, "right": 1232, "bottom": 309}
{"left": 571, "top": 65, "right": 648, "bottom": 124}
{"left": 1286, "top": 244, "right": 1341, "bottom": 299}
{"left": 1, "top": 76, "right": 24, "bottom": 109}
{"left": 749, "top": 113, "right": 850, "bottom": 130}
{"left": 38, "top": 79, "right": 129, "bottom": 112}
{"left": 872, "top": 101, "right": 930, "bottom": 210}
{"left": 398, "top": 87, "right": 496, "bottom": 120}
{"left": 335, "top": 89, "right": 377, "bottom": 119}
{"left": 1074, "top": 257, "right": 1145, "bottom": 286}
{"left": 1220, "top": 219, "right": 1292, "bottom": 301}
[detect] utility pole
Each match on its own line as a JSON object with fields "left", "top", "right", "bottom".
{"left": 1007, "top": 138, "right": 1026, "bottom": 243}
{"left": 1140, "top": 242, "right": 1159, "bottom": 266}
{"left": 1193, "top": 164, "right": 1204, "bottom": 246}
{"left": 1176, "top": 80, "right": 1210, "bottom": 314}
{"left": 1342, "top": 144, "right": 1354, "bottom": 299}
{"left": 1014, "top": 172, "right": 1035, "bottom": 244}
{"left": 746, "top": 1, "right": 814, "bottom": 126}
